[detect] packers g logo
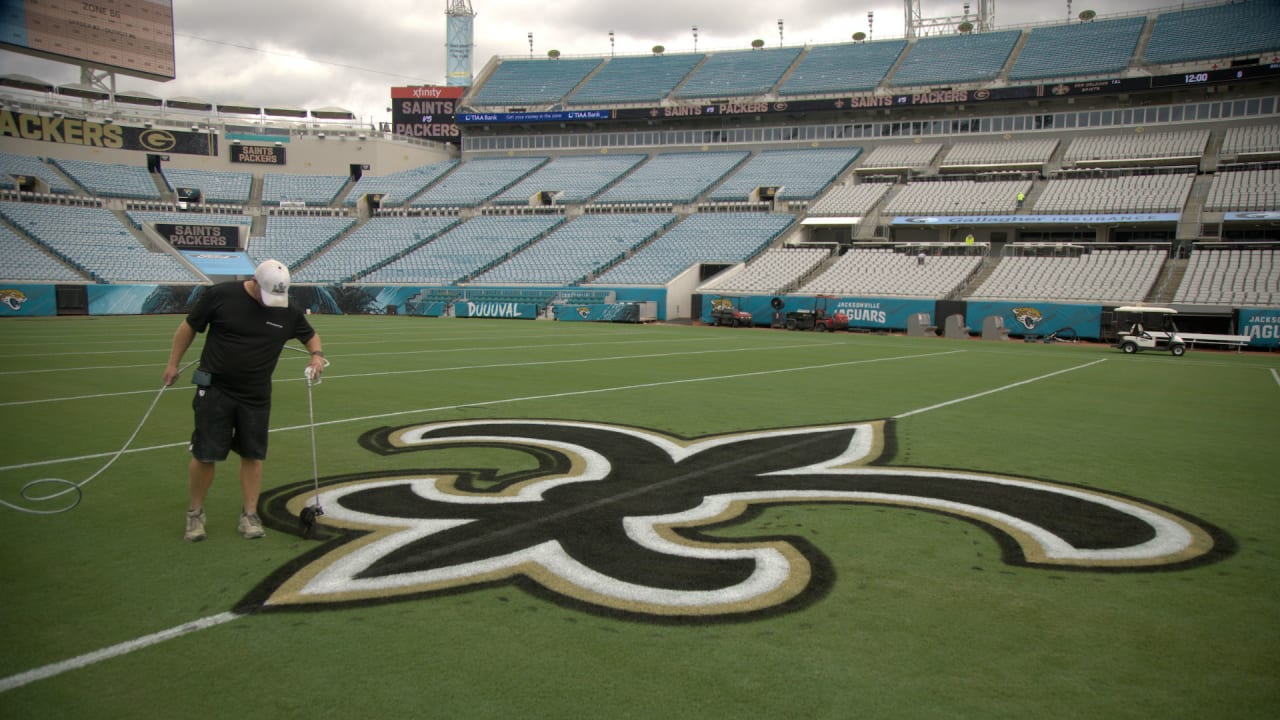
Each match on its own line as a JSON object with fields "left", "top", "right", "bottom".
{"left": 250, "top": 419, "right": 1228, "bottom": 620}
{"left": 1012, "top": 306, "right": 1044, "bottom": 330}
{"left": 139, "top": 129, "right": 177, "bottom": 151}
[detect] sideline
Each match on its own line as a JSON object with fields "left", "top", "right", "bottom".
{"left": 0, "top": 352, "right": 1109, "bottom": 693}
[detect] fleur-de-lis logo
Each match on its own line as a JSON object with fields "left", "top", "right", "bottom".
{"left": 249, "top": 420, "right": 1228, "bottom": 620}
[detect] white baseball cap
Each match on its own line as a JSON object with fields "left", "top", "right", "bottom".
{"left": 254, "top": 260, "right": 291, "bottom": 308}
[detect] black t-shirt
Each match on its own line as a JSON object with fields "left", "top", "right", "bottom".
{"left": 186, "top": 281, "right": 316, "bottom": 406}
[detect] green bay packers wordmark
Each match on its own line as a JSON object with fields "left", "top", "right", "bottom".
{"left": 247, "top": 419, "right": 1231, "bottom": 621}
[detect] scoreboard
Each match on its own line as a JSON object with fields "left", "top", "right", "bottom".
{"left": 0, "top": 0, "right": 176, "bottom": 81}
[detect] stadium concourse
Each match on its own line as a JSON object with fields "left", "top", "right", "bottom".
{"left": 0, "top": 0, "right": 1278, "bottom": 347}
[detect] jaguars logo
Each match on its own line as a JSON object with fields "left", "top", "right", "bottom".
{"left": 249, "top": 419, "right": 1228, "bottom": 621}
{"left": 0, "top": 289, "right": 28, "bottom": 311}
{"left": 1012, "top": 306, "right": 1044, "bottom": 330}
{"left": 711, "top": 298, "right": 734, "bottom": 311}
{"left": 576, "top": 306, "right": 591, "bottom": 319}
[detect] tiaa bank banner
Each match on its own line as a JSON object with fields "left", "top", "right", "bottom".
{"left": 1239, "top": 308, "right": 1280, "bottom": 348}
{"left": 455, "top": 300, "right": 539, "bottom": 319}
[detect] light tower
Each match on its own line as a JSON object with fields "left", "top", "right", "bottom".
{"left": 904, "top": 0, "right": 994, "bottom": 37}
{"left": 445, "top": 0, "right": 476, "bottom": 87}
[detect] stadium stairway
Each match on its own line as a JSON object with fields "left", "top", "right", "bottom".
{"left": 1129, "top": 14, "right": 1158, "bottom": 71}
{"left": 1178, "top": 173, "right": 1217, "bottom": 243}
{"left": 878, "top": 38, "right": 916, "bottom": 88}
{"left": 1147, "top": 257, "right": 1188, "bottom": 304}
{"left": 995, "top": 30, "right": 1032, "bottom": 83}
{"left": 666, "top": 55, "right": 711, "bottom": 100}
{"left": 855, "top": 183, "right": 900, "bottom": 239}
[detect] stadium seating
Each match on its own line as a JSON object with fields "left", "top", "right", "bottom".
{"left": 0, "top": 152, "right": 77, "bottom": 194}
{"left": 939, "top": 138, "right": 1059, "bottom": 169}
{"left": 292, "top": 216, "right": 462, "bottom": 283}
{"left": 700, "top": 247, "right": 829, "bottom": 294}
{"left": 1007, "top": 17, "right": 1146, "bottom": 81}
{"left": 1144, "top": 0, "right": 1280, "bottom": 65}
{"left": 593, "top": 150, "right": 749, "bottom": 205}
{"left": 50, "top": 158, "right": 161, "bottom": 199}
{"left": 468, "top": 57, "right": 603, "bottom": 106}
{"left": 777, "top": 40, "right": 908, "bottom": 96}
{"left": 493, "top": 154, "right": 646, "bottom": 205}
{"left": 360, "top": 215, "right": 564, "bottom": 285}
{"left": 882, "top": 179, "right": 1031, "bottom": 216}
{"left": 261, "top": 173, "right": 348, "bottom": 206}
{"left": 1062, "top": 129, "right": 1210, "bottom": 165}
{"left": 857, "top": 144, "right": 944, "bottom": 171}
{"left": 0, "top": 202, "right": 202, "bottom": 283}
{"left": 566, "top": 53, "right": 704, "bottom": 106}
{"left": 1205, "top": 167, "right": 1280, "bottom": 211}
{"left": 806, "top": 183, "right": 891, "bottom": 216}
{"left": 674, "top": 47, "right": 803, "bottom": 99}
{"left": 343, "top": 161, "right": 459, "bottom": 207}
{"left": 967, "top": 247, "right": 1165, "bottom": 304}
{"left": 590, "top": 212, "right": 794, "bottom": 286}
{"left": 1035, "top": 173, "right": 1194, "bottom": 213}
{"left": 161, "top": 168, "right": 252, "bottom": 204}
{"left": 0, "top": 224, "right": 84, "bottom": 281}
{"left": 410, "top": 156, "right": 548, "bottom": 208}
{"left": 891, "top": 30, "right": 1022, "bottom": 87}
{"left": 246, "top": 216, "right": 357, "bottom": 268}
{"left": 1173, "top": 246, "right": 1280, "bottom": 305}
{"left": 1220, "top": 124, "right": 1280, "bottom": 159}
{"left": 801, "top": 246, "right": 984, "bottom": 298}
{"left": 709, "top": 147, "right": 862, "bottom": 201}
{"left": 471, "top": 213, "right": 677, "bottom": 285}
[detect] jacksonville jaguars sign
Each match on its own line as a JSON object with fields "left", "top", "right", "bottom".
{"left": 249, "top": 419, "right": 1228, "bottom": 621}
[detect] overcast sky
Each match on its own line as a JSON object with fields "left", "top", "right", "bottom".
{"left": 1, "top": 0, "right": 1186, "bottom": 126}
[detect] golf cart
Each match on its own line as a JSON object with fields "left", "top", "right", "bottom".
{"left": 709, "top": 297, "right": 755, "bottom": 327}
{"left": 785, "top": 295, "right": 848, "bottom": 331}
{"left": 1112, "top": 306, "right": 1187, "bottom": 357}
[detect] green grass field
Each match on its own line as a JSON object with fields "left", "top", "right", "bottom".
{"left": 1, "top": 315, "right": 1277, "bottom": 719}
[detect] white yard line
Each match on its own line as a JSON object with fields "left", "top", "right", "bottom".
{"left": 2, "top": 349, "right": 1108, "bottom": 693}
{"left": 1271, "top": 368, "right": 1280, "bottom": 387}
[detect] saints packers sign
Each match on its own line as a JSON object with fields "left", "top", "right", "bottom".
{"left": 248, "top": 419, "right": 1228, "bottom": 620}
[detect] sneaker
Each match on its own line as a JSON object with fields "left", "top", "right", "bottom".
{"left": 238, "top": 511, "right": 265, "bottom": 539}
{"left": 184, "top": 508, "right": 206, "bottom": 542}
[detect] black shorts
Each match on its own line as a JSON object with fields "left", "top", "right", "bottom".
{"left": 190, "top": 384, "right": 271, "bottom": 462}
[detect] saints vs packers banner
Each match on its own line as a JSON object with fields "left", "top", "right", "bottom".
{"left": 0, "top": 111, "right": 218, "bottom": 156}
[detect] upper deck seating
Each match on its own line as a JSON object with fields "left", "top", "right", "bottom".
{"left": 50, "top": 158, "right": 160, "bottom": 199}
{"left": 360, "top": 215, "right": 565, "bottom": 285}
{"left": 246, "top": 216, "right": 357, "bottom": 268}
{"left": 161, "top": 168, "right": 252, "bottom": 204}
{"left": 1144, "top": 0, "right": 1280, "bottom": 65}
{"left": 593, "top": 150, "right": 749, "bottom": 205}
{"left": 410, "top": 156, "right": 548, "bottom": 208}
{"left": 882, "top": 179, "right": 1031, "bottom": 216}
{"left": 262, "top": 173, "right": 348, "bottom": 206}
{"left": 493, "top": 154, "right": 645, "bottom": 205}
{"left": 292, "top": 216, "right": 461, "bottom": 283}
{"left": 858, "top": 143, "right": 944, "bottom": 171}
{"left": 940, "top": 138, "right": 1059, "bottom": 169}
{"left": 891, "top": 30, "right": 1021, "bottom": 87}
{"left": 1173, "top": 246, "right": 1280, "bottom": 306}
{"left": 699, "top": 247, "right": 829, "bottom": 294}
{"left": 1062, "top": 129, "right": 1210, "bottom": 166}
{"left": 1008, "top": 17, "right": 1146, "bottom": 81}
{"left": 565, "top": 53, "right": 703, "bottom": 106}
{"left": 1035, "top": 173, "right": 1194, "bottom": 213}
{"left": 0, "top": 152, "right": 77, "bottom": 194}
{"left": 777, "top": 40, "right": 908, "bottom": 96}
{"left": 0, "top": 202, "right": 201, "bottom": 283}
{"left": 674, "top": 47, "right": 803, "bottom": 99}
{"left": 709, "top": 147, "right": 862, "bottom": 201}
{"left": 469, "top": 57, "right": 603, "bottom": 106}
{"left": 471, "top": 213, "right": 677, "bottom": 285}
{"left": 800, "top": 247, "right": 983, "bottom": 298}
{"left": 1205, "top": 167, "right": 1280, "bottom": 212}
{"left": 806, "top": 183, "right": 891, "bottom": 216}
{"left": 1220, "top": 124, "right": 1280, "bottom": 160}
{"left": 589, "top": 212, "right": 793, "bottom": 286}
{"left": 344, "top": 161, "right": 458, "bottom": 207}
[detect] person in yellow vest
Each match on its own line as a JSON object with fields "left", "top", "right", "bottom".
{"left": 1016, "top": 191, "right": 1026, "bottom": 209}
{"left": 965, "top": 232, "right": 975, "bottom": 245}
